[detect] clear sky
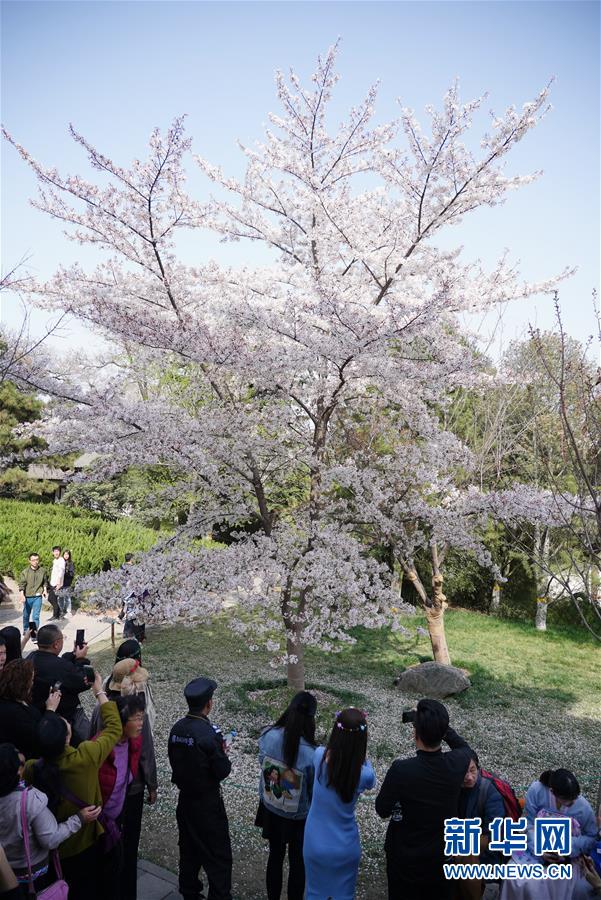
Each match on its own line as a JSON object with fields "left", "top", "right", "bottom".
{"left": 1, "top": 0, "right": 599, "bottom": 359}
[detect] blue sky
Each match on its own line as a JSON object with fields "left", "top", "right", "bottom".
{"left": 1, "top": 0, "right": 599, "bottom": 359}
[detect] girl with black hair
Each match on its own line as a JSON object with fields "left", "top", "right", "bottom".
{"left": 502, "top": 768, "right": 598, "bottom": 900}
{"left": 0, "top": 742, "right": 99, "bottom": 897}
{"left": 0, "top": 627, "right": 31, "bottom": 665}
{"left": 58, "top": 550, "right": 75, "bottom": 617}
{"left": 23, "top": 675, "right": 122, "bottom": 900}
{"left": 303, "top": 707, "right": 375, "bottom": 900}
{"left": 255, "top": 691, "right": 318, "bottom": 900}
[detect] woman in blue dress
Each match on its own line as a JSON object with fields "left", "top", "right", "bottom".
{"left": 303, "top": 707, "right": 376, "bottom": 900}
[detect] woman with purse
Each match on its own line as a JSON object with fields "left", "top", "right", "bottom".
{"left": 0, "top": 742, "right": 100, "bottom": 897}
{"left": 24, "top": 674, "right": 122, "bottom": 900}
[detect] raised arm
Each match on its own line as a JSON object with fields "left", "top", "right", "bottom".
{"left": 375, "top": 761, "right": 401, "bottom": 819}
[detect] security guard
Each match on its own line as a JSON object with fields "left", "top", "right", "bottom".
{"left": 168, "top": 677, "right": 232, "bottom": 900}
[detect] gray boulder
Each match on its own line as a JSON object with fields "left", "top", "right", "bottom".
{"left": 394, "top": 661, "right": 470, "bottom": 698}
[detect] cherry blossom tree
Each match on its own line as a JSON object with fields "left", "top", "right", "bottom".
{"left": 3, "top": 46, "right": 570, "bottom": 687}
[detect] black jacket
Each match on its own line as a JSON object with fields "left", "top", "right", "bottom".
{"left": 375, "top": 727, "right": 472, "bottom": 882}
{"left": 0, "top": 699, "right": 54, "bottom": 759}
{"left": 30, "top": 650, "right": 89, "bottom": 722}
{"left": 168, "top": 713, "right": 231, "bottom": 799}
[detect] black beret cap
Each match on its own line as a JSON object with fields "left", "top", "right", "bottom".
{"left": 184, "top": 677, "right": 217, "bottom": 709}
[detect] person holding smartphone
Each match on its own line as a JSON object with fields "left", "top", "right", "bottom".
{"left": 0, "top": 659, "right": 62, "bottom": 759}
{"left": 29, "top": 625, "right": 91, "bottom": 744}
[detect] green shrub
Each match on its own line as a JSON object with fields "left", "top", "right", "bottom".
{"left": 0, "top": 498, "right": 159, "bottom": 579}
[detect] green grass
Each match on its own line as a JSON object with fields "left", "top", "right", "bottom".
{"left": 83, "top": 606, "right": 600, "bottom": 899}
{"left": 331, "top": 609, "right": 600, "bottom": 716}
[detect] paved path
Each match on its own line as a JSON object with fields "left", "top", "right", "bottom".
{"left": 0, "top": 577, "right": 121, "bottom": 652}
{"left": 137, "top": 859, "right": 179, "bottom": 900}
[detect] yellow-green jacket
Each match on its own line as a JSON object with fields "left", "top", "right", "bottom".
{"left": 24, "top": 701, "right": 122, "bottom": 859}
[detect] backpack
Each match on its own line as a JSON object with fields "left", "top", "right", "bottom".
{"left": 478, "top": 768, "right": 522, "bottom": 822}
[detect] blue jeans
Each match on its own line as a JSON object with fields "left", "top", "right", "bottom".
{"left": 23, "top": 595, "right": 43, "bottom": 631}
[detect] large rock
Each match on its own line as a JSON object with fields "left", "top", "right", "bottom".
{"left": 394, "top": 661, "right": 470, "bottom": 698}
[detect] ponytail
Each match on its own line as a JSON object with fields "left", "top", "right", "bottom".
{"left": 32, "top": 759, "right": 61, "bottom": 813}
{"left": 539, "top": 768, "right": 580, "bottom": 801}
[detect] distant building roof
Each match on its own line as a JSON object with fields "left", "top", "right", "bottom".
{"left": 27, "top": 464, "right": 67, "bottom": 482}
{"left": 73, "top": 452, "right": 100, "bottom": 469}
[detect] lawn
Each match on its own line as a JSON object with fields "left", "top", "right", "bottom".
{"left": 82, "top": 608, "right": 600, "bottom": 899}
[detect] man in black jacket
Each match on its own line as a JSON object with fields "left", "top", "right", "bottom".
{"left": 168, "top": 677, "right": 232, "bottom": 900}
{"left": 375, "top": 698, "right": 473, "bottom": 900}
{"left": 29, "top": 624, "right": 90, "bottom": 726}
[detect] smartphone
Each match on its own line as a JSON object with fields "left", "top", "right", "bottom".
{"left": 52, "top": 681, "right": 62, "bottom": 692}
{"left": 75, "top": 629, "right": 85, "bottom": 649}
{"left": 28, "top": 620, "right": 37, "bottom": 638}
{"left": 82, "top": 665, "right": 95, "bottom": 683}
{"left": 223, "top": 730, "right": 237, "bottom": 748}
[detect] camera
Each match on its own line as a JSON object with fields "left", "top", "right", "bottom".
{"left": 401, "top": 709, "right": 417, "bottom": 724}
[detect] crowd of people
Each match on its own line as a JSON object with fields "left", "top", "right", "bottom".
{"left": 0, "top": 624, "right": 156, "bottom": 900}
{"left": 0, "top": 554, "right": 599, "bottom": 900}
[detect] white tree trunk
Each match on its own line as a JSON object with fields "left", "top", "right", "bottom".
{"left": 533, "top": 523, "right": 551, "bottom": 631}
{"left": 286, "top": 622, "right": 305, "bottom": 690}
{"left": 535, "top": 599, "right": 548, "bottom": 631}
{"left": 491, "top": 582, "right": 501, "bottom": 613}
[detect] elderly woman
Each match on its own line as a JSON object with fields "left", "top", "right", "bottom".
{"left": 91, "top": 656, "right": 157, "bottom": 900}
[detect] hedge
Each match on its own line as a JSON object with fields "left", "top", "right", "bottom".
{"left": 0, "top": 499, "right": 160, "bottom": 580}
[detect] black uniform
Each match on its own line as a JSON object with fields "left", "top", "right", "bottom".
{"left": 168, "top": 711, "right": 232, "bottom": 900}
{"left": 375, "top": 727, "right": 472, "bottom": 900}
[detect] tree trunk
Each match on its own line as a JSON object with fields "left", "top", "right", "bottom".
{"left": 425, "top": 604, "right": 451, "bottom": 664}
{"left": 590, "top": 563, "right": 600, "bottom": 606}
{"left": 286, "top": 625, "right": 305, "bottom": 690}
{"left": 533, "top": 523, "right": 551, "bottom": 632}
{"left": 490, "top": 582, "right": 501, "bottom": 613}
{"left": 429, "top": 546, "right": 451, "bottom": 665}
{"left": 401, "top": 555, "right": 452, "bottom": 665}
{"left": 535, "top": 599, "right": 548, "bottom": 632}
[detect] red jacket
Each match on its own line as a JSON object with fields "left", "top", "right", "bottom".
{"left": 96, "top": 735, "right": 142, "bottom": 807}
